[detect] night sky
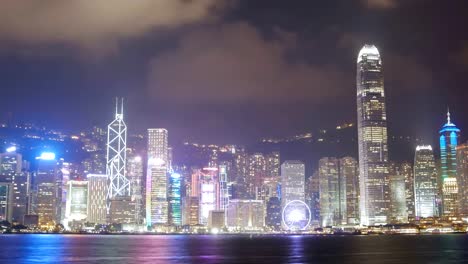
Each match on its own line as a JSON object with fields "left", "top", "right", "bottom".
{"left": 0, "top": 0, "right": 467, "bottom": 145}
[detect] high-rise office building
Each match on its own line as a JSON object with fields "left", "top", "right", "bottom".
{"left": 219, "top": 164, "right": 229, "bottom": 212}
{"left": 439, "top": 110, "right": 461, "bottom": 218}
{"left": 306, "top": 172, "right": 320, "bottom": 226}
{"left": 35, "top": 152, "right": 60, "bottom": 228}
{"left": 182, "top": 196, "right": 199, "bottom": 226}
{"left": 198, "top": 168, "right": 219, "bottom": 225}
{"left": 87, "top": 174, "right": 108, "bottom": 224}
{"left": 400, "top": 162, "right": 415, "bottom": 220}
{"left": 127, "top": 155, "right": 143, "bottom": 224}
{"left": 340, "top": 157, "right": 359, "bottom": 225}
{"left": 266, "top": 152, "right": 280, "bottom": 177}
{"left": 456, "top": 142, "right": 468, "bottom": 216}
{"left": 388, "top": 163, "right": 408, "bottom": 223}
{"left": 414, "top": 145, "right": 439, "bottom": 218}
{"left": 168, "top": 172, "right": 182, "bottom": 226}
{"left": 266, "top": 196, "right": 281, "bottom": 230}
{"left": 226, "top": 199, "right": 264, "bottom": 231}
{"left": 64, "top": 180, "right": 88, "bottom": 228}
{"left": 0, "top": 182, "right": 13, "bottom": 222}
{"left": 356, "top": 44, "right": 390, "bottom": 226}
{"left": 234, "top": 150, "right": 249, "bottom": 199}
{"left": 146, "top": 128, "right": 169, "bottom": 226}
{"left": 248, "top": 153, "right": 266, "bottom": 199}
{"left": 0, "top": 150, "right": 30, "bottom": 223}
{"left": 107, "top": 98, "right": 130, "bottom": 199}
{"left": 281, "top": 160, "right": 305, "bottom": 207}
{"left": 319, "top": 158, "right": 346, "bottom": 226}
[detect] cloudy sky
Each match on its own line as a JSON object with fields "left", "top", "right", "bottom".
{"left": 0, "top": 0, "right": 467, "bottom": 144}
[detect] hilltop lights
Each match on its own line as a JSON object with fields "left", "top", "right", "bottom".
{"left": 6, "top": 146, "right": 17, "bottom": 153}
{"left": 37, "top": 152, "right": 56, "bottom": 160}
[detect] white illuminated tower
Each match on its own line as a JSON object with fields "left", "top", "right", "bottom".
{"left": 146, "top": 128, "right": 169, "bottom": 226}
{"left": 106, "top": 98, "right": 130, "bottom": 200}
{"left": 357, "top": 44, "right": 390, "bottom": 226}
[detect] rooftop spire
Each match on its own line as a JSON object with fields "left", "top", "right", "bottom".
{"left": 447, "top": 107, "right": 451, "bottom": 124}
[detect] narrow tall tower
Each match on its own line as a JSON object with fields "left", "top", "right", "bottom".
{"left": 356, "top": 44, "right": 389, "bottom": 226}
{"left": 439, "top": 109, "right": 461, "bottom": 218}
{"left": 106, "top": 98, "right": 130, "bottom": 200}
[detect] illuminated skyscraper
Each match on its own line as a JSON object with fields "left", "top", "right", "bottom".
{"left": 64, "top": 180, "right": 88, "bottom": 229}
{"left": 340, "top": 157, "right": 359, "bottom": 224}
{"left": 127, "top": 155, "right": 143, "bottom": 224}
{"left": 0, "top": 150, "right": 30, "bottom": 223}
{"left": 439, "top": 110, "right": 461, "bottom": 217}
{"left": 281, "top": 161, "right": 305, "bottom": 206}
{"left": 306, "top": 172, "right": 320, "bottom": 226}
{"left": 168, "top": 172, "right": 182, "bottom": 226}
{"left": 0, "top": 182, "right": 13, "bottom": 222}
{"left": 456, "top": 142, "right": 468, "bottom": 215}
{"left": 356, "top": 44, "right": 389, "bottom": 225}
{"left": 266, "top": 196, "right": 281, "bottom": 230}
{"left": 146, "top": 128, "right": 169, "bottom": 226}
{"left": 400, "top": 162, "right": 415, "bottom": 220}
{"left": 219, "top": 164, "right": 229, "bottom": 211}
{"left": 234, "top": 150, "right": 249, "bottom": 199}
{"left": 248, "top": 153, "right": 266, "bottom": 199}
{"left": 319, "top": 158, "right": 347, "bottom": 226}
{"left": 87, "top": 174, "right": 108, "bottom": 224}
{"left": 198, "top": 168, "right": 219, "bottom": 225}
{"left": 35, "top": 152, "right": 60, "bottom": 228}
{"left": 388, "top": 162, "right": 408, "bottom": 223}
{"left": 266, "top": 152, "right": 280, "bottom": 177}
{"left": 414, "top": 145, "right": 439, "bottom": 218}
{"left": 107, "top": 98, "right": 130, "bottom": 199}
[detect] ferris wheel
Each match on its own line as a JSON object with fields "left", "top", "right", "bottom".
{"left": 282, "top": 200, "right": 311, "bottom": 231}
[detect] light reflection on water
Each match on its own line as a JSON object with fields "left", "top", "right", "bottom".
{"left": 1, "top": 234, "right": 468, "bottom": 264}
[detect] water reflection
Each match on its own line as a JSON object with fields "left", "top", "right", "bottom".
{"left": 1, "top": 234, "right": 468, "bottom": 264}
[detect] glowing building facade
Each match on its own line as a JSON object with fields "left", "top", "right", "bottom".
{"left": 281, "top": 161, "right": 305, "bottom": 206}
{"left": 439, "top": 111, "right": 460, "bottom": 217}
{"left": 146, "top": 128, "right": 169, "bottom": 226}
{"left": 35, "top": 152, "right": 60, "bottom": 228}
{"left": 319, "top": 158, "right": 347, "bottom": 226}
{"left": 127, "top": 155, "right": 143, "bottom": 224}
{"left": 107, "top": 98, "right": 130, "bottom": 199}
{"left": 64, "top": 180, "right": 88, "bottom": 227}
{"left": 198, "top": 168, "right": 219, "bottom": 225}
{"left": 0, "top": 151, "right": 30, "bottom": 223}
{"left": 0, "top": 182, "right": 13, "bottom": 222}
{"left": 168, "top": 173, "right": 182, "bottom": 226}
{"left": 226, "top": 199, "right": 264, "bottom": 231}
{"left": 86, "top": 174, "right": 108, "bottom": 224}
{"left": 356, "top": 44, "right": 389, "bottom": 225}
{"left": 388, "top": 163, "right": 408, "bottom": 223}
{"left": 457, "top": 142, "right": 468, "bottom": 216}
{"left": 414, "top": 145, "right": 439, "bottom": 218}
{"left": 340, "top": 157, "right": 359, "bottom": 224}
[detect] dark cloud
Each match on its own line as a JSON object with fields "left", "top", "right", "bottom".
{"left": 147, "top": 22, "right": 349, "bottom": 105}
{"left": 362, "top": 0, "right": 398, "bottom": 9}
{"left": 0, "top": 0, "right": 230, "bottom": 54}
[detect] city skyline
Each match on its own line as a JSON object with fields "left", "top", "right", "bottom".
{"left": 0, "top": 1, "right": 467, "bottom": 145}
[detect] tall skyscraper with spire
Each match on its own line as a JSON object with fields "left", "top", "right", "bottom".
{"left": 106, "top": 98, "right": 130, "bottom": 200}
{"left": 356, "top": 44, "right": 390, "bottom": 226}
{"left": 439, "top": 109, "right": 461, "bottom": 218}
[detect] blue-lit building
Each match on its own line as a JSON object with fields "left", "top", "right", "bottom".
{"left": 439, "top": 110, "right": 461, "bottom": 218}
{"left": 169, "top": 173, "right": 182, "bottom": 226}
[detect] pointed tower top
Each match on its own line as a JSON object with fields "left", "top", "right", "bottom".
{"left": 447, "top": 107, "right": 451, "bottom": 124}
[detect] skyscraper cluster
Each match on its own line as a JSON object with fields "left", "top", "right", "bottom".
{"left": 1, "top": 45, "right": 467, "bottom": 233}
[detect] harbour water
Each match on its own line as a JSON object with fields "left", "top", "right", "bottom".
{"left": 1, "top": 234, "right": 467, "bottom": 263}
